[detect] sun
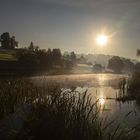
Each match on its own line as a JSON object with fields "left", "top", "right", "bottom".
{"left": 96, "top": 34, "right": 108, "bottom": 46}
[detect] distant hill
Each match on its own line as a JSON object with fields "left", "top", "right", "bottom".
{"left": 77, "top": 54, "right": 138, "bottom": 66}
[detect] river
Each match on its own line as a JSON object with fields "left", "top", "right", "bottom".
{"left": 30, "top": 73, "right": 140, "bottom": 127}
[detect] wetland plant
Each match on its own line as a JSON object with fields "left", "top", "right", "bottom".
{"left": 0, "top": 78, "right": 139, "bottom": 140}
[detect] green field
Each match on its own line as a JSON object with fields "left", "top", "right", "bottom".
{"left": 0, "top": 49, "right": 17, "bottom": 61}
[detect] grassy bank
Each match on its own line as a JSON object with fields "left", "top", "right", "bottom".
{"left": 0, "top": 78, "right": 139, "bottom": 140}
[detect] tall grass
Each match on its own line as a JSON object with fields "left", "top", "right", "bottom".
{"left": 0, "top": 78, "right": 139, "bottom": 140}
{"left": 118, "top": 71, "right": 140, "bottom": 103}
{"left": 128, "top": 72, "right": 140, "bottom": 96}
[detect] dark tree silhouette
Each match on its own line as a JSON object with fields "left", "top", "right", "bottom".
{"left": 28, "top": 42, "right": 34, "bottom": 51}
{"left": 52, "top": 49, "right": 62, "bottom": 65}
{"left": 137, "top": 49, "right": 140, "bottom": 57}
{"left": 93, "top": 64, "right": 103, "bottom": 73}
{"left": 0, "top": 32, "right": 11, "bottom": 49}
{"left": 35, "top": 46, "right": 39, "bottom": 52}
{"left": 17, "top": 50, "right": 38, "bottom": 66}
{"left": 122, "top": 58, "right": 134, "bottom": 73}
{"left": 63, "top": 51, "right": 78, "bottom": 68}
{"left": 70, "top": 51, "right": 76, "bottom": 62}
{"left": 0, "top": 32, "right": 18, "bottom": 49}
{"left": 36, "top": 49, "right": 48, "bottom": 67}
{"left": 46, "top": 48, "right": 53, "bottom": 67}
{"left": 10, "top": 36, "right": 18, "bottom": 49}
{"left": 69, "top": 51, "right": 77, "bottom": 66}
{"left": 108, "top": 56, "right": 124, "bottom": 73}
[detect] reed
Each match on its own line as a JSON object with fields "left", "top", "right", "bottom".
{"left": 0, "top": 78, "right": 139, "bottom": 140}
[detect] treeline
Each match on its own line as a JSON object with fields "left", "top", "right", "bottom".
{"left": 17, "top": 43, "right": 77, "bottom": 70}
{"left": 92, "top": 56, "right": 136, "bottom": 74}
{"left": 107, "top": 56, "right": 135, "bottom": 73}
{"left": 0, "top": 32, "right": 78, "bottom": 75}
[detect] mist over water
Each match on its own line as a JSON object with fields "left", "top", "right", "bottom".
{"left": 31, "top": 73, "right": 140, "bottom": 127}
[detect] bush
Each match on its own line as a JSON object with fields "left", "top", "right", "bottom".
{"left": 128, "top": 72, "right": 140, "bottom": 97}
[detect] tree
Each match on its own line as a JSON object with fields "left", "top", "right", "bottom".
{"left": 70, "top": 52, "right": 76, "bottom": 62}
{"left": 122, "top": 58, "right": 134, "bottom": 73}
{"left": 0, "top": 32, "right": 11, "bottom": 49}
{"left": 127, "top": 50, "right": 140, "bottom": 95}
{"left": 93, "top": 64, "right": 103, "bottom": 73}
{"left": 108, "top": 56, "right": 124, "bottom": 73}
{"left": 46, "top": 48, "right": 53, "bottom": 67}
{"left": 17, "top": 50, "right": 38, "bottom": 65}
{"left": 28, "top": 42, "right": 40, "bottom": 52}
{"left": 137, "top": 49, "right": 140, "bottom": 57}
{"left": 10, "top": 36, "right": 18, "bottom": 49}
{"left": 28, "top": 42, "right": 34, "bottom": 51}
{"left": 77, "top": 55, "right": 87, "bottom": 64}
{"left": 35, "top": 46, "right": 39, "bottom": 52}
{"left": 36, "top": 49, "right": 48, "bottom": 67}
{"left": 0, "top": 32, "right": 18, "bottom": 49}
{"left": 52, "top": 49, "right": 62, "bottom": 65}
{"left": 135, "top": 50, "right": 140, "bottom": 72}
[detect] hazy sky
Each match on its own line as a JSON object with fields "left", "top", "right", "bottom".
{"left": 0, "top": 0, "right": 140, "bottom": 58}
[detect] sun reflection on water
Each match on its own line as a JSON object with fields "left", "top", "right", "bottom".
{"left": 99, "top": 97, "right": 105, "bottom": 106}
{"left": 98, "top": 74, "right": 107, "bottom": 86}
{"left": 96, "top": 89, "right": 106, "bottom": 111}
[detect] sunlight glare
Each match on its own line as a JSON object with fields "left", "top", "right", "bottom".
{"left": 96, "top": 34, "right": 108, "bottom": 46}
{"left": 99, "top": 97, "right": 105, "bottom": 106}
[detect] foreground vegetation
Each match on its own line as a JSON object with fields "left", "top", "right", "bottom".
{"left": 117, "top": 63, "right": 140, "bottom": 103}
{"left": 0, "top": 78, "right": 139, "bottom": 140}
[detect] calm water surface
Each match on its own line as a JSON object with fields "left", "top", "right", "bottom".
{"left": 31, "top": 73, "right": 140, "bottom": 127}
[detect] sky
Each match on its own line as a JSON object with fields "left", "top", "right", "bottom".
{"left": 0, "top": 0, "right": 140, "bottom": 59}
